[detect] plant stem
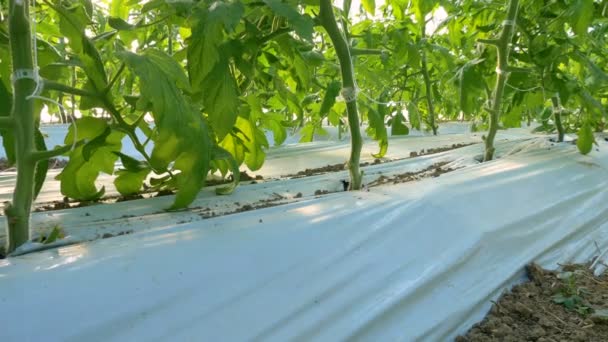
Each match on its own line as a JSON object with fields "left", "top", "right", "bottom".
{"left": 0, "top": 117, "right": 15, "bottom": 127}
{"left": 420, "top": 25, "right": 437, "bottom": 135}
{"left": 319, "top": 0, "right": 362, "bottom": 190}
{"left": 482, "top": 0, "right": 519, "bottom": 161}
{"left": 351, "top": 48, "right": 384, "bottom": 56}
{"left": 43, "top": 79, "right": 97, "bottom": 98}
{"left": 5, "top": 0, "right": 37, "bottom": 253}
{"left": 551, "top": 95, "right": 565, "bottom": 142}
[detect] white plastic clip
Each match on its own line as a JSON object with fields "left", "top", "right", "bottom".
{"left": 341, "top": 87, "right": 358, "bottom": 103}
{"left": 12, "top": 69, "right": 37, "bottom": 83}
{"left": 502, "top": 20, "right": 515, "bottom": 26}
{"left": 495, "top": 67, "right": 509, "bottom": 76}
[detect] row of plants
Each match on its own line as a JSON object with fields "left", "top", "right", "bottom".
{"left": 0, "top": 0, "right": 606, "bottom": 253}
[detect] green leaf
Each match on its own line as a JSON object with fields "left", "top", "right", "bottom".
{"left": 408, "top": 103, "right": 421, "bottom": 130}
{"left": 412, "top": 0, "right": 435, "bottom": 24}
{"left": 392, "top": 114, "right": 410, "bottom": 135}
{"left": 188, "top": 1, "right": 244, "bottom": 88}
{"left": 366, "top": 108, "right": 388, "bottom": 158}
{"left": 82, "top": 127, "right": 112, "bottom": 161}
{"left": 301, "top": 51, "right": 325, "bottom": 67}
{"left": 0, "top": 80, "right": 15, "bottom": 165}
{"left": 234, "top": 116, "right": 268, "bottom": 171}
{"left": 320, "top": 81, "right": 341, "bottom": 117}
{"left": 114, "top": 169, "right": 150, "bottom": 196}
{"left": 361, "top": 0, "right": 376, "bottom": 15}
{"left": 113, "top": 152, "right": 149, "bottom": 172}
{"left": 263, "top": 0, "right": 314, "bottom": 41}
{"left": 64, "top": 117, "right": 109, "bottom": 145}
{"left": 110, "top": 0, "right": 129, "bottom": 19}
{"left": 211, "top": 146, "right": 240, "bottom": 195}
{"left": 43, "top": 226, "right": 63, "bottom": 245}
{"left": 201, "top": 61, "right": 239, "bottom": 139}
{"left": 33, "top": 129, "right": 49, "bottom": 200}
{"left": 299, "top": 123, "right": 316, "bottom": 143}
{"left": 569, "top": 0, "right": 593, "bottom": 37}
{"left": 118, "top": 49, "right": 213, "bottom": 209}
{"left": 55, "top": 2, "right": 107, "bottom": 90}
{"left": 259, "top": 111, "right": 287, "bottom": 146}
{"left": 57, "top": 129, "right": 123, "bottom": 201}
{"left": 576, "top": 122, "right": 594, "bottom": 155}
{"left": 457, "top": 59, "right": 486, "bottom": 115}
{"left": 108, "top": 17, "right": 135, "bottom": 31}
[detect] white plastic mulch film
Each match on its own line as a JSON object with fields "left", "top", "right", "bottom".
{"left": 2, "top": 127, "right": 608, "bottom": 341}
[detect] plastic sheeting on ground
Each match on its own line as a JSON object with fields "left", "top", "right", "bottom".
{"left": 2, "top": 135, "right": 608, "bottom": 341}
{"left": 0, "top": 127, "right": 535, "bottom": 244}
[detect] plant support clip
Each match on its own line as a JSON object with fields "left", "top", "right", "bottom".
{"left": 341, "top": 87, "right": 358, "bottom": 103}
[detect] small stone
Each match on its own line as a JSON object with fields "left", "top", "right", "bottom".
{"left": 571, "top": 330, "right": 587, "bottom": 341}
{"left": 530, "top": 325, "right": 546, "bottom": 339}
{"left": 514, "top": 302, "right": 533, "bottom": 317}
{"left": 538, "top": 317, "right": 555, "bottom": 329}
{"left": 493, "top": 323, "right": 513, "bottom": 338}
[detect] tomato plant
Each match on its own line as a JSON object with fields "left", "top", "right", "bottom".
{"left": 1, "top": 0, "right": 606, "bottom": 253}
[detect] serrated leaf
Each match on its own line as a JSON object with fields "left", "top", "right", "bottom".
{"left": 576, "top": 122, "right": 594, "bottom": 155}
{"left": 188, "top": 1, "right": 244, "bottom": 88}
{"left": 118, "top": 49, "right": 213, "bottom": 209}
{"left": 263, "top": 0, "right": 314, "bottom": 41}
{"left": 361, "top": 0, "right": 375, "bottom": 15}
{"left": 201, "top": 61, "right": 239, "bottom": 139}
{"left": 569, "top": 0, "right": 593, "bottom": 37}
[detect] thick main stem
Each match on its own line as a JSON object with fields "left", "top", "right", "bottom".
{"left": 319, "top": 0, "right": 362, "bottom": 190}
{"left": 551, "top": 95, "right": 564, "bottom": 142}
{"left": 483, "top": 0, "right": 519, "bottom": 161}
{"left": 420, "top": 25, "right": 437, "bottom": 135}
{"left": 6, "top": 0, "right": 37, "bottom": 253}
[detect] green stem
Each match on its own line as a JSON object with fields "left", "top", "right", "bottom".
{"left": 420, "top": 27, "right": 437, "bottom": 135}
{"left": 31, "top": 142, "right": 82, "bottom": 162}
{"left": 319, "top": 0, "right": 362, "bottom": 190}
{"left": 0, "top": 117, "right": 15, "bottom": 127}
{"left": 551, "top": 96, "right": 564, "bottom": 142}
{"left": 43, "top": 79, "right": 97, "bottom": 98}
{"left": 482, "top": 0, "right": 519, "bottom": 162}
{"left": 5, "top": 0, "right": 37, "bottom": 253}
{"left": 351, "top": 48, "right": 384, "bottom": 56}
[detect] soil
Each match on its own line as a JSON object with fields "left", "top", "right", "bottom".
{"left": 285, "top": 159, "right": 384, "bottom": 178}
{"left": 457, "top": 263, "right": 608, "bottom": 342}
{"left": 283, "top": 142, "right": 473, "bottom": 179}
{"left": 409, "top": 143, "right": 476, "bottom": 158}
{"left": 0, "top": 157, "right": 68, "bottom": 171}
{"left": 367, "top": 162, "right": 454, "bottom": 187}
